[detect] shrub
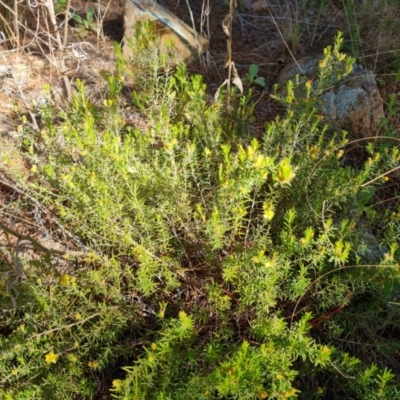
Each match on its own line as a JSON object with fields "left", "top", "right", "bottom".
{"left": 1, "top": 33, "right": 400, "bottom": 399}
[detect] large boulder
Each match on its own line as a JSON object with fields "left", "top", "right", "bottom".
{"left": 123, "top": 0, "right": 208, "bottom": 66}
{"left": 276, "top": 55, "right": 384, "bottom": 140}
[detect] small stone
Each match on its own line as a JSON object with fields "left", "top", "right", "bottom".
{"left": 0, "top": 65, "right": 12, "bottom": 79}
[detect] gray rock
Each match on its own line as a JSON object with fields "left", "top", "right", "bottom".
{"left": 0, "top": 65, "right": 12, "bottom": 79}
{"left": 276, "top": 55, "right": 384, "bottom": 140}
{"left": 123, "top": 0, "right": 209, "bottom": 67}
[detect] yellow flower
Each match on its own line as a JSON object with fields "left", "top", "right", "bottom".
{"left": 112, "top": 379, "right": 121, "bottom": 388}
{"left": 322, "top": 345, "right": 331, "bottom": 355}
{"left": 308, "top": 145, "right": 319, "bottom": 160}
{"left": 88, "top": 361, "right": 99, "bottom": 368}
{"left": 45, "top": 351, "right": 58, "bottom": 364}
{"left": 337, "top": 149, "right": 344, "bottom": 159}
{"left": 11, "top": 369, "right": 18, "bottom": 375}
{"left": 68, "top": 354, "right": 78, "bottom": 362}
{"left": 151, "top": 343, "right": 157, "bottom": 350}
{"left": 165, "top": 138, "right": 178, "bottom": 151}
{"left": 284, "top": 388, "right": 299, "bottom": 398}
{"left": 148, "top": 356, "right": 154, "bottom": 363}
{"left": 179, "top": 310, "right": 187, "bottom": 319}
{"left": 75, "top": 313, "right": 81, "bottom": 320}
{"left": 89, "top": 172, "right": 96, "bottom": 186}
{"left": 59, "top": 274, "right": 70, "bottom": 287}
{"left": 276, "top": 158, "right": 295, "bottom": 184}
{"left": 263, "top": 202, "right": 275, "bottom": 221}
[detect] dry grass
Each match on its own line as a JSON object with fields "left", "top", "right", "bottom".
{"left": 0, "top": 0, "right": 121, "bottom": 118}
{"left": 258, "top": 0, "right": 400, "bottom": 72}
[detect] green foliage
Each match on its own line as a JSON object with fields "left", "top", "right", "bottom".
{"left": 0, "top": 256, "right": 134, "bottom": 398}
{"left": 71, "top": 6, "right": 95, "bottom": 31}
{"left": 1, "top": 33, "right": 400, "bottom": 399}
{"left": 56, "top": 0, "right": 95, "bottom": 31}
{"left": 245, "top": 64, "right": 266, "bottom": 88}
